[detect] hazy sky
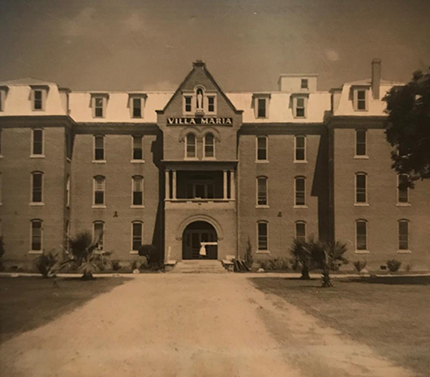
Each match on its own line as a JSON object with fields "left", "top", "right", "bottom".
{"left": 1, "top": 0, "right": 429, "bottom": 92}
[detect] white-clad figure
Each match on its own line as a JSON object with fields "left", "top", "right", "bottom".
{"left": 199, "top": 243, "right": 207, "bottom": 258}
{"left": 196, "top": 89, "right": 203, "bottom": 110}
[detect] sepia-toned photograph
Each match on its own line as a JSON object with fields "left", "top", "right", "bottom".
{"left": 0, "top": 0, "right": 429, "bottom": 376}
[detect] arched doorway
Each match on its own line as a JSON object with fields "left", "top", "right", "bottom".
{"left": 182, "top": 221, "right": 217, "bottom": 260}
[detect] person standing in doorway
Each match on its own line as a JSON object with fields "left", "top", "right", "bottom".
{"left": 199, "top": 243, "right": 207, "bottom": 259}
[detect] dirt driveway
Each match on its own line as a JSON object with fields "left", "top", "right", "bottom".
{"left": 0, "top": 274, "right": 415, "bottom": 377}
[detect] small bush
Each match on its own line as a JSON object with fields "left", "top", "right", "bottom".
{"left": 36, "top": 252, "right": 60, "bottom": 278}
{"left": 353, "top": 260, "right": 367, "bottom": 272}
{"left": 387, "top": 259, "right": 402, "bottom": 272}
{"left": 138, "top": 244, "right": 157, "bottom": 264}
{"left": 110, "top": 260, "right": 121, "bottom": 271}
{"left": 260, "top": 258, "right": 289, "bottom": 271}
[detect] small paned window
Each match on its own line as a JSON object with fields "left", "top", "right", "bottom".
{"left": 398, "top": 174, "right": 409, "bottom": 203}
{"left": 257, "top": 221, "right": 268, "bottom": 251}
{"left": 94, "top": 97, "right": 104, "bottom": 118}
{"left": 31, "top": 220, "right": 43, "bottom": 251}
{"left": 356, "top": 129, "right": 367, "bottom": 156}
{"left": 132, "top": 136, "right": 143, "bottom": 160}
{"left": 296, "top": 97, "right": 305, "bottom": 118}
{"left": 257, "top": 177, "right": 268, "bottom": 206}
{"left": 301, "top": 79, "right": 308, "bottom": 89}
{"left": 132, "top": 176, "right": 144, "bottom": 206}
{"left": 33, "top": 90, "right": 43, "bottom": 110}
{"left": 356, "top": 173, "right": 367, "bottom": 203}
{"left": 186, "top": 133, "right": 196, "bottom": 158}
{"left": 295, "top": 135, "right": 306, "bottom": 161}
{"left": 32, "top": 129, "right": 44, "bottom": 155}
{"left": 94, "top": 135, "right": 105, "bottom": 161}
{"left": 132, "top": 222, "right": 143, "bottom": 251}
{"left": 356, "top": 220, "right": 367, "bottom": 250}
{"left": 295, "top": 177, "right": 306, "bottom": 206}
{"left": 132, "top": 98, "right": 142, "bottom": 118}
{"left": 207, "top": 96, "right": 215, "bottom": 112}
{"left": 204, "top": 133, "right": 215, "bottom": 158}
{"left": 398, "top": 220, "right": 409, "bottom": 250}
{"left": 32, "top": 172, "right": 43, "bottom": 203}
{"left": 295, "top": 221, "right": 306, "bottom": 243}
{"left": 257, "top": 98, "right": 266, "bottom": 118}
{"left": 184, "top": 96, "right": 192, "bottom": 113}
{"left": 93, "top": 221, "right": 104, "bottom": 250}
{"left": 94, "top": 176, "right": 105, "bottom": 205}
{"left": 257, "top": 136, "right": 268, "bottom": 161}
{"left": 356, "top": 90, "right": 367, "bottom": 111}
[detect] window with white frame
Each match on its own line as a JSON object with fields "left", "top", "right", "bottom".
{"left": 257, "top": 176, "right": 268, "bottom": 206}
{"left": 32, "top": 129, "right": 44, "bottom": 156}
{"left": 256, "top": 136, "right": 268, "bottom": 161}
{"left": 295, "top": 135, "right": 306, "bottom": 161}
{"left": 132, "top": 136, "right": 143, "bottom": 161}
{"left": 93, "top": 176, "right": 105, "bottom": 206}
{"left": 301, "top": 79, "right": 309, "bottom": 89}
{"left": 355, "top": 129, "right": 367, "bottom": 156}
{"left": 184, "top": 96, "right": 193, "bottom": 114}
{"left": 356, "top": 220, "right": 367, "bottom": 251}
{"left": 257, "top": 98, "right": 267, "bottom": 118}
{"left": 66, "top": 175, "right": 70, "bottom": 207}
{"left": 31, "top": 171, "right": 43, "bottom": 203}
{"left": 295, "top": 221, "right": 306, "bottom": 243}
{"left": 353, "top": 88, "right": 368, "bottom": 111}
{"left": 93, "top": 221, "right": 104, "bottom": 250}
{"left": 398, "top": 220, "right": 409, "bottom": 251}
{"left": 185, "top": 133, "right": 196, "bottom": 159}
{"left": 204, "top": 133, "right": 215, "bottom": 158}
{"left": 398, "top": 174, "right": 409, "bottom": 204}
{"left": 355, "top": 173, "right": 367, "bottom": 204}
{"left": 94, "top": 135, "right": 105, "bottom": 161}
{"left": 132, "top": 176, "right": 144, "bottom": 206}
{"left": 207, "top": 96, "right": 215, "bottom": 113}
{"left": 132, "top": 221, "right": 143, "bottom": 251}
{"left": 31, "top": 89, "right": 45, "bottom": 111}
{"left": 295, "top": 176, "right": 306, "bottom": 206}
{"left": 92, "top": 96, "right": 106, "bottom": 118}
{"left": 31, "top": 219, "right": 43, "bottom": 252}
{"left": 257, "top": 221, "right": 269, "bottom": 251}
{"left": 0, "top": 88, "right": 6, "bottom": 112}
{"left": 131, "top": 97, "right": 143, "bottom": 118}
{"left": 294, "top": 96, "right": 307, "bottom": 118}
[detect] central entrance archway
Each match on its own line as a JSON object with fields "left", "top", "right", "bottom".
{"left": 182, "top": 221, "right": 217, "bottom": 260}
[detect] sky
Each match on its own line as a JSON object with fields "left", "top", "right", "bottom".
{"left": 0, "top": 0, "right": 429, "bottom": 92}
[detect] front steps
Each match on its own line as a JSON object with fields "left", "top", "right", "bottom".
{"left": 170, "top": 260, "right": 228, "bottom": 273}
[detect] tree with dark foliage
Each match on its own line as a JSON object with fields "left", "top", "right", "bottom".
{"left": 384, "top": 69, "right": 430, "bottom": 187}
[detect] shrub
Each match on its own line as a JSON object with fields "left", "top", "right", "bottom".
{"left": 138, "top": 244, "right": 157, "bottom": 265}
{"left": 353, "top": 260, "right": 367, "bottom": 272}
{"left": 244, "top": 237, "right": 254, "bottom": 268}
{"left": 290, "top": 238, "right": 312, "bottom": 279}
{"left": 387, "top": 259, "right": 402, "bottom": 272}
{"left": 260, "top": 258, "right": 289, "bottom": 271}
{"left": 110, "top": 260, "right": 121, "bottom": 271}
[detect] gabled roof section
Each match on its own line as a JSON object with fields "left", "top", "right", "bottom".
{"left": 157, "top": 61, "right": 243, "bottom": 114}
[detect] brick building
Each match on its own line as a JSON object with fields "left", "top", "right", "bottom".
{"left": 0, "top": 60, "right": 429, "bottom": 271}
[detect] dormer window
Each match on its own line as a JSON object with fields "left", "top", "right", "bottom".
{"left": 128, "top": 94, "right": 147, "bottom": 119}
{"left": 0, "top": 87, "right": 8, "bottom": 112}
{"left": 30, "top": 86, "right": 48, "bottom": 111}
{"left": 293, "top": 96, "right": 307, "bottom": 118}
{"left": 184, "top": 96, "right": 193, "bottom": 114}
{"left": 253, "top": 94, "right": 270, "bottom": 119}
{"left": 91, "top": 93, "right": 109, "bottom": 118}
{"left": 301, "top": 79, "right": 308, "bottom": 89}
{"left": 207, "top": 96, "right": 215, "bottom": 113}
{"left": 353, "top": 88, "right": 368, "bottom": 111}
{"left": 258, "top": 99, "right": 266, "bottom": 118}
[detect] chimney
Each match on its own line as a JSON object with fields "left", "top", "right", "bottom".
{"left": 371, "top": 58, "right": 381, "bottom": 99}
{"left": 193, "top": 60, "right": 205, "bottom": 68}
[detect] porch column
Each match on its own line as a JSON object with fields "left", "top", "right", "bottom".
{"left": 230, "top": 170, "right": 235, "bottom": 200}
{"left": 172, "top": 170, "right": 177, "bottom": 200}
{"left": 165, "top": 170, "right": 170, "bottom": 200}
{"left": 223, "top": 170, "right": 228, "bottom": 200}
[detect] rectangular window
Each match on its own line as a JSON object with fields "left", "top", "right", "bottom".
{"left": 356, "top": 90, "right": 367, "bottom": 111}
{"left": 398, "top": 175, "right": 409, "bottom": 203}
{"left": 132, "top": 176, "right": 144, "bottom": 206}
{"left": 132, "top": 222, "right": 143, "bottom": 251}
{"left": 295, "top": 135, "right": 306, "bottom": 161}
{"left": 204, "top": 133, "right": 215, "bottom": 158}
{"left": 184, "top": 96, "right": 192, "bottom": 113}
{"left": 257, "top": 136, "right": 268, "bottom": 161}
{"left": 132, "top": 136, "right": 143, "bottom": 160}
{"left": 295, "top": 222, "right": 306, "bottom": 243}
{"left": 32, "top": 172, "right": 43, "bottom": 203}
{"left": 295, "top": 177, "right": 306, "bottom": 206}
{"left": 93, "top": 222, "right": 104, "bottom": 250}
{"left": 32, "top": 129, "right": 44, "bottom": 155}
{"left": 257, "top": 177, "right": 268, "bottom": 206}
{"left": 356, "top": 221, "right": 367, "bottom": 250}
{"left": 301, "top": 79, "right": 308, "bottom": 89}
{"left": 356, "top": 174, "right": 367, "bottom": 203}
{"left": 356, "top": 129, "right": 367, "bottom": 156}
{"left": 257, "top": 222, "right": 268, "bottom": 251}
{"left": 257, "top": 98, "right": 266, "bottom": 118}
{"left": 132, "top": 98, "right": 142, "bottom": 118}
{"left": 31, "top": 220, "right": 42, "bottom": 251}
{"left": 296, "top": 97, "right": 305, "bottom": 117}
{"left": 207, "top": 96, "right": 215, "bottom": 112}
{"left": 94, "top": 135, "right": 105, "bottom": 161}
{"left": 186, "top": 133, "right": 196, "bottom": 158}
{"left": 398, "top": 221, "right": 409, "bottom": 250}
{"left": 94, "top": 97, "right": 104, "bottom": 118}
{"left": 94, "top": 176, "right": 105, "bottom": 205}
{"left": 33, "top": 90, "right": 43, "bottom": 110}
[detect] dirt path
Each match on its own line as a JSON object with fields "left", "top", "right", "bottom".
{"left": 0, "top": 274, "right": 415, "bottom": 377}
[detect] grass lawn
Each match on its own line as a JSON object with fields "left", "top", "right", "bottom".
{"left": 251, "top": 275, "right": 430, "bottom": 377}
{"left": 0, "top": 276, "right": 127, "bottom": 343}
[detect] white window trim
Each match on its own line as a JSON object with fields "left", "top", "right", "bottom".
{"left": 397, "top": 174, "right": 410, "bottom": 206}
{"left": 294, "top": 176, "right": 307, "bottom": 208}
{"left": 205, "top": 94, "right": 217, "bottom": 115}
{"left": 293, "top": 96, "right": 308, "bottom": 119}
{"left": 183, "top": 95, "right": 194, "bottom": 115}
{"left": 355, "top": 220, "right": 369, "bottom": 253}
{"left": 92, "top": 221, "right": 105, "bottom": 251}
{"left": 254, "top": 97, "right": 269, "bottom": 119}
{"left": 31, "top": 88, "right": 47, "bottom": 111}
{"left": 92, "top": 176, "right": 106, "bottom": 208}
{"left": 397, "top": 219, "right": 411, "bottom": 253}
{"left": 130, "top": 221, "right": 143, "bottom": 254}
{"left": 294, "top": 135, "right": 307, "bottom": 163}
{"left": 184, "top": 133, "right": 198, "bottom": 160}
{"left": 93, "top": 135, "right": 106, "bottom": 163}
{"left": 353, "top": 88, "right": 369, "bottom": 112}
{"left": 91, "top": 95, "right": 107, "bottom": 118}
{"left": 0, "top": 89, "right": 7, "bottom": 112}
{"left": 355, "top": 129, "right": 368, "bottom": 158}
{"left": 30, "top": 128, "right": 45, "bottom": 158}
{"left": 29, "top": 219, "right": 43, "bottom": 254}
{"left": 256, "top": 176, "right": 269, "bottom": 208}
{"left": 203, "top": 133, "right": 216, "bottom": 160}
{"left": 129, "top": 95, "right": 146, "bottom": 119}
{"left": 131, "top": 176, "right": 145, "bottom": 208}
{"left": 295, "top": 221, "right": 307, "bottom": 242}
{"left": 256, "top": 135, "right": 268, "bottom": 163}
{"left": 131, "top": 135, "right": 145, "bottom": 163}
{"left": 30, "top": 171, "right": 44, "bottom": 206}
{"left": 256, "top": 221, "right": 270, "bottom": 254}
{"left": 354, "top": 173, "right": 368, "bottom": 206}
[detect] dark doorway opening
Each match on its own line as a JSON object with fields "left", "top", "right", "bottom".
{"left": 182, "top": 221, "right": 218, "bottom": 260}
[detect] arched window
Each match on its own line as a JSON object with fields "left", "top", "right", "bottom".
{"left": 30, "top": 219, "right": 43, "bottom": 252}
{"left": 93, "top": 221, "right": 104, "bottom": 250}
{"left": 185, "top": 133, "right": 196, "bottom": 158}
{"left": 93, "top": 175, "right": 105, "bottom": 206}
{"left": 257, "top": 221, "right": 269, "bottom": 252}
{"left": 256, "top": 176, "right": 268, "bottom": 206}
{"left": 132, "top": 221, "right": 143, "bottom": 251}
{"left": 295, "top": 221, "right": 306, "bottom": 243}
{"left": 132, "top": 176, "right": 144, "bottom": 206}
{"left": 356, "top": 219, "right": 368, "bottom": 251}
{"left": 204, "top": 133, "right": 215, "bottom": 158}
{"left": 294, "top": 176, "right": 306, "bottom": 206}
{"left": 31, "top": 171, "right": 43, "bottom": 203}
{"left": 398, "top": 219, "right": 409, "bottom": 251}
{"left": 355, "top": 173, "right": 367, "bottom": 204}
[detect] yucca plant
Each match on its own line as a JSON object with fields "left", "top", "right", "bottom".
{"left": 290, "top": 238, "right": 312, "bottom": 280}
